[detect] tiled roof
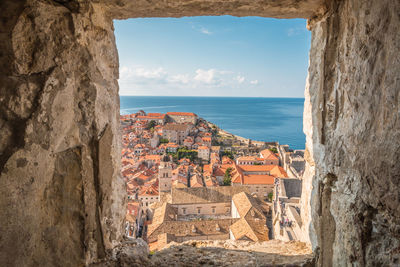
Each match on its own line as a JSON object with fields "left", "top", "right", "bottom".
{"left": 167, "top": 142, "right": 178, "bottom": 148}
{"left": 171, "top": 186, "right": 248, "bottom": 204}
{"left": 237, "top": 165, "right": 272, "bottom": 172}
{"left": 230, "top": 192, "right": 269, "bottom": 242}
{"left": 237, "top": 156, "right": 258, "bottom": 161}
{"left": 242, "top": 174, "right": 275, "bottom": 185}
{"left": 260, "top": 149, "right": 279, "bottom": 161}
{"left": 147, "top": 203, "right": 238, "bottom": 242}
{"left": 147, "top": 203, "right": 178, "bottom": 238}
{"left": 190, "top": 174, "right": 204, "bottom": 188}
{"left": 139, "top": 184, "right": 159, "bottom": 196}
{"left": 269, "top": 165, "right": 288, "bottom": 178}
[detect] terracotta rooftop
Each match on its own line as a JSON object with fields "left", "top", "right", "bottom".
{"left": 237, "top": 156, "right": 258, "bottom": 161}
{"left": 139, "top": 184, "right": 159, "bottom": 196}
{"left": 190, "top": 174, "right": 204, "bottom": 188}
{"left": 242, "top": 174, "right": 275, "bottom": 185}
{"left": 260, "top": 149, "right": 279, "bottom": 161}
{"left": 230, "top": 192, "right": 269, "bottom": 242}
{"left": 147, "top": 203, "right": 178, "bottom": 238}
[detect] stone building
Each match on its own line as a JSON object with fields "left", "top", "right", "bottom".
{"left": 158, "top": 156, "right": 173, "bottom": 192}
{"left": 259, "top": 149, "right": 279, "bottom": 165}
{"left": 171, "top": 186, "right": 249, "bottom": 217}
{"left": 147, "top": 188, "right": 268, "bottom": 250}
{"left": 162, "top": 124, "right": 191, "bottom": 145}
{"left": 232, "top": 165, "right": 289, "bottom": 197}
{"left": 167, "top": 112, "right": 198, "bottom": 124}
{"left": 138, "top": 185, "right": 160, "bottom": 209}
{"left": 197, "top": 146, "right": 210, "bottom": 161}
{"left": 147, "top": 203, "right": 237, "bottom": 250}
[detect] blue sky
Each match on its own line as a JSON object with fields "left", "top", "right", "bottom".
{"left": 114, "top": 16, "right": 310, "bottom": 98}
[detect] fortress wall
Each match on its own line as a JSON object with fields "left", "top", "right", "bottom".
{"left": 0, "top": 0, "right": 399, "bottom": 266}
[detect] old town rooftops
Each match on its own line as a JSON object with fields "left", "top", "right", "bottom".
{"left": 171, "top": 186, "right": 249, "bottom": 204}
{"left": 230, "top": 192, "right": 269, "bottom": 242}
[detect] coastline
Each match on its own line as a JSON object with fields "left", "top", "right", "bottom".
{"left": 120, "top": 96, "right": 305, "bottom": 150}
{"left": 206, "top": 120, "right": 276, "bottom": 147}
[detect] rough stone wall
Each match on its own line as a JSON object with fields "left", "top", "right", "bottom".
{"left": 1, "top": 0, "right": 399, "bottom": 266}
{"left": 0, "top": 1, "right": 125, "bottom": 266}
{"left": 101, "top": 0, "right": 325, "bottom": 19}
{"left": 303, "top": 0, "right": 400, "bottom": 265}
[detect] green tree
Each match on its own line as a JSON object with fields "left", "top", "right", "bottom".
{"left": 160, "top": 138, "right": 169, "bottom": 144}
{"left": 221, "top": 151, "right": 234, "bottom": 160}
{"left": 176, "top": 147, "right": 198, "bottom": 161}
{"left": 223, "top": 167, "right": 232, "bottom": 186}
{"left": 146, "top": 120, "right": 157, "bottom": 130}
{"left": 269, "top": 147, "right": 278, "bottom": 154}
{"left": 268, "top": 192, "right": 273, "bottom": 202}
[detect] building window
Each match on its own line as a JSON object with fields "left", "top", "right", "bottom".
{"left": 182, "top": 208, "right": 186, "bottom": 214}
{"left": 197, "top": 208, "right": 201, "bottom": 214}
{"left": 212, "top": 208, "right": 215, "bottom": 213}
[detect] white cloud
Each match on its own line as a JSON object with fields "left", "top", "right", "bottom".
{"left": 119, "top": 66, "right": 251, "bottom": 95}
{"left": 250, "top": 80, "right": 259, "bottom": 85}
{"left": 200, "top": 27, "right": 212, "bottom": 35}
{"left": 235, "top": 75, "right": 245, "bottom": 84}
{"left": 168, "top": 74, "right": 190, "bottom": 84}
{"left": 194, "top": 69, "right": 219, "bottom": 84}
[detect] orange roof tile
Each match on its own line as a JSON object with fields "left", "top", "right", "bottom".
{"left": 242, "top": 174, "right": 275, "bottom": 185}
{"left": 260, "top": 149, "right": 279, "bottom": 161}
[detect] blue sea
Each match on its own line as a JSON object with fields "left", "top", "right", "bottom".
{"left": 120, "top": 96, "right": 305, "bottom": 150}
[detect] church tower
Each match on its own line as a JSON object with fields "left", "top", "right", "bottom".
{"left": 159, "top": 154, "right": 172, "bottom": 192}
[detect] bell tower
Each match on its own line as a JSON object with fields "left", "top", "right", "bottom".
{"left": 159, "top": 154, "right": 172, "bottom": 192}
